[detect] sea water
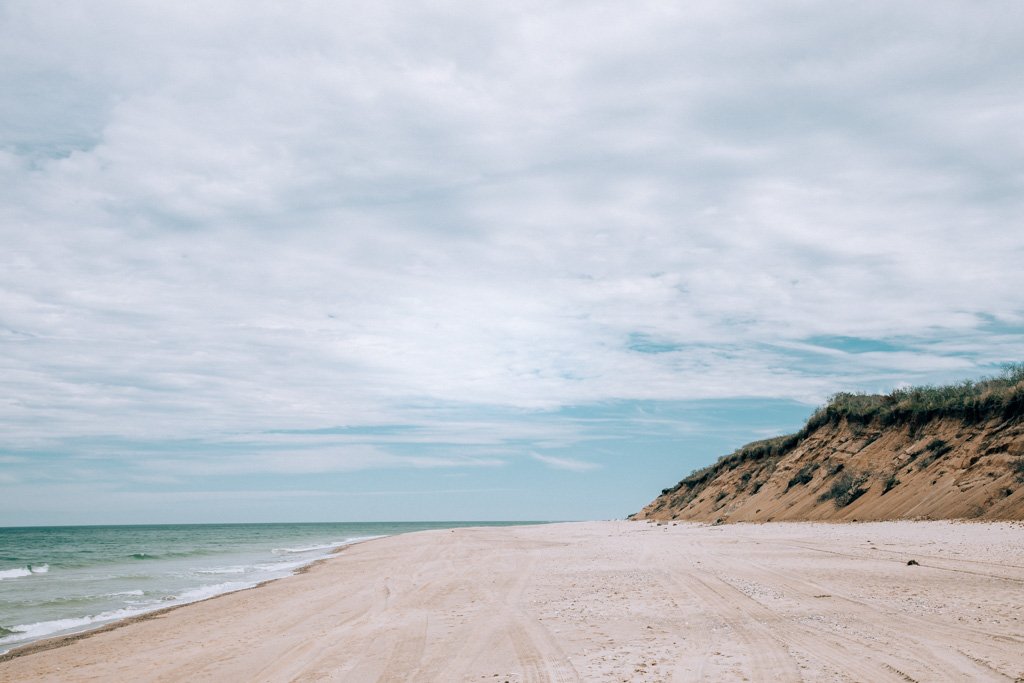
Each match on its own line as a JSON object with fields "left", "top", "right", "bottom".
{"left": 0, "top": 521, "right": 532, "bottom": 654}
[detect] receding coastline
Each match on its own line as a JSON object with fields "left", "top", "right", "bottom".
{"left": 5, "top": 369, "right": 1024, "bottom": 680}
{"left": 0, "top": 549, "right": 349, "bottom": 664}
{"left": 1, "top": 521, "right": 1023, "bottom": 682}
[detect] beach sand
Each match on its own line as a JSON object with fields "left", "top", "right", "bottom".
{"left": 2, "top": 520, "right": 1022, "bottom": 682}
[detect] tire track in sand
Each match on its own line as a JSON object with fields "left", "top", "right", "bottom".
{"left": 685, "top": 567, "right": 909, "bottom": 682}
{"left": 436, "top": 550, "right": 579, "bottom": 683}
{"left": 717, "top": 535, "right": 1021, "bottom": 681}
{"left": 377, "top": 612, "right": 429, "bottom": 683}
{"left": 658, "top": 566, "right": 802, "bottom": 683}
{"left": 684, "top": 536, "right": 1015, "bottom": 683}
{"left": 634, "top": 538, "right": 715, "bottom": 683}
{"left": 739, "top": 559, "right": 1016, "bottom": 681}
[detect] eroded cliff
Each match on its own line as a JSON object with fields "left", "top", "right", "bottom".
{"left": 635, "top": 370, "right": 1024, "bottom": 522}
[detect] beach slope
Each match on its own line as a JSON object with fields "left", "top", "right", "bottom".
{"left": 2, "top": 521, "right": 1023, "bottom": 682}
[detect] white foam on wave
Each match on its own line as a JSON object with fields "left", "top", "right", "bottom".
{"left": 258, "top": 536, "right": 382, "bottom": 575}
{"left": 0, "top": 568, "right": 32, "bottom": 581}
{"left": 0, "top": 580, "right": 258, "bottom": 652}
{"left": 195, "top": 565, "right": 248, "bottom": 575}
{"left": 0, "top": 534, "right": 386, "bottom": 654}
{"left": 271, "top": 536, "right": 381, "bottom": 555}
{"left": 173, "top": 580, "right": 256, "bottom": 604}
{"left": 0, "top": 564, "right": 47, "bottom": 581}
{"left": 0, "top": 605, "right": 150, "bottom": 647}
{"left": 272, "top": 542, "right": 339, "bottom": 555}
{"left": 253, "top": 558, "right": 311, "bottom": 574}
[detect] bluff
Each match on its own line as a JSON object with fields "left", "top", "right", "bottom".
{"left": 634, "top": 368, "right": 1024, "bottom": 522}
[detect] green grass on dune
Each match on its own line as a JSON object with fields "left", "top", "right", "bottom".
{"left": 806, "top": 363, "right": 1024, "bottom": 430}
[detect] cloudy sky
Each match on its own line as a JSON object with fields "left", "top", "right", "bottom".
{"left": 2, "top": 1, "right": 1022, "bottom": 525}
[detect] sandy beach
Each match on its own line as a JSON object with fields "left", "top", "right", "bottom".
{"left": 2, "top": 520, "right": 1022, "bottom": 682}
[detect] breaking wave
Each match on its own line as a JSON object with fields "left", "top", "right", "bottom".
{"left": 272, "top": 536, "right": 381, "bottom": 555}
{"left": 0, "top": 564, "right": 49, "bottom": 581}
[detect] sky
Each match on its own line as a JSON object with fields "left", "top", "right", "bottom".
{"left": 1, "top": 1, "right": 1023, "bottom": 525}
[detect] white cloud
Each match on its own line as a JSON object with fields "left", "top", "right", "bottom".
{"left": 0, "top": 0, "right": 1022, "bottom": 452}
{"left": 530, "top": 452, "right": 600, "bottom": 472}
{"left": 138, "top": 448, "right": 507, "bottom": 477}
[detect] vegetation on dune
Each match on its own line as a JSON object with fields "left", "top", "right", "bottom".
{"left": 916, "top": 438, "right": 953, "bottom": 469}
{"left": 818, "top": 471, "right": 870, "bottom": 508}
{"left": 659, "top": 433, "right": 800, "bottom": 505}
{"left": 657, "top": 364, "right": 1024, "bottom": 509}
{"left": 805, "top": 363, "right": 1024, "bottom": 431}
{"left": 787, "top": 462, "right": 819, "bottom": 490}
{"left": 1012, "top": 458, "right": 1024, "bottom": 483}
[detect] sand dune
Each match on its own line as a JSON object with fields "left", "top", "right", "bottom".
{"left": 2, "top": 521, "right": 1023, "bottom": 682}
{"left": 636, "top": 415, "right": 1024, "bottom": 524}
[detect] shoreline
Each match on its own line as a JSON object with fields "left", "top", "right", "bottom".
{"left": 0, "top": 585, "right": 263, "bottom": 664}
{"left": 0, "top": 537, "right": 372, "bottom": 663}
{"left": 2, "top": 520, "right": 1022, "bottom": 681}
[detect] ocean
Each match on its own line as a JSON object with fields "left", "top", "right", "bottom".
{"left": 0, "top": 521, "right": 534, "bottom": 654}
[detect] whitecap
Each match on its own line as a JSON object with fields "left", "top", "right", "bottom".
{"left": 271, "top": 542, "right": 339, "bottom": 555}
{"left": 252, "top": 559, "right": 311, "bottom": 574}
{"left": 271, "top": 536, "right": 382, "bottom": 555}
{"left": 0, "top": 606, "right": 150, "bottom": 647}
{"left": 0, "top": 568, "right": 32, "bottom": 581}
{"left": 195, "top": 566, "right": 248, "bottom": 575}
{"left": 0, "top": 581, "right": 259, "bottom": 651}
{"left": 173, "top": 581, "right": 256, "bottom": 603}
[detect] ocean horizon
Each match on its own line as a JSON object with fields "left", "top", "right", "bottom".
{"left": 0, "top": 521, "right": 544, "bottom": 654}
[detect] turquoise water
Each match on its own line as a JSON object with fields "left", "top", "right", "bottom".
{"left": 0, "top": 521, "right": 535, "bottom": 653}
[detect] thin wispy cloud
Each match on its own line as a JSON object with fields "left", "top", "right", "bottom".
{"left": 530, "top": 452, "right": 601, "bottom": 473}
{"left": 1, "top": 1, "right": 1022, "bottom": 522}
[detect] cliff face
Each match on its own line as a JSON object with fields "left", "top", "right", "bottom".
{"left": 634, "top": 415, "right": 1024, "bottom": 522}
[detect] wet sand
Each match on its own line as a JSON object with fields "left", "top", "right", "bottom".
{"left": 2, "top": 520, "right": 1023, "bottom": 682}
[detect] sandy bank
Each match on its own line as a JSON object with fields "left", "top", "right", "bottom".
{"left": 2, "top": 520, "right": 1023, "bottom": 682}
